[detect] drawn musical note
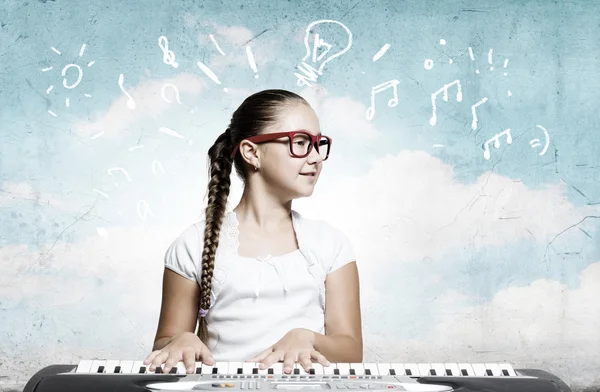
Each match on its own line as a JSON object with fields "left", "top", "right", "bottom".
{"left": 529, "top": 124, "right": 550, "bottom": 156}
{"left": 471, "top": 97, "right": 488, "bottom": 130}
{"left": 429, "top": 79, "right": 462, "bottom": 126}
{"left": 107, "top": 167, "right": 132, "bottom": 182}
{"left": 118, "top": 74, "right": 136, "bottom": 110}
{"left": 152, "top": 159, "right": 165, "bottom": 174}
{"left": 161, "top": 83, "right": 182, "bottom": 104}
{"left": 365, "top": 79, "right": 400, "bottom": 121}
{"left": 483, "top": 128, "right": 512, "bottom": 160}
{"left": 158, "top": 36, "right": 179, "bottom": 68}
{"left": 137, "top": 200, "right": 156, "bottom": 221}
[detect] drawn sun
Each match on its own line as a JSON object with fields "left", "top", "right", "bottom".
{"left": 41, "top": 43, "right": 95, "bottom": 117}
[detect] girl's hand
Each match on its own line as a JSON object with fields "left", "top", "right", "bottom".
{"left": 249, "top": 328, "right": 330, "bottom": 374}
{"left": 143, "top": 332, "right": 215, "bottom": 374}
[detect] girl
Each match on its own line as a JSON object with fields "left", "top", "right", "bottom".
{"left": 143, "top": 89, "right": 362, "bottom": 376}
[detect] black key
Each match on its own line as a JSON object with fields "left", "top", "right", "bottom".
{"left": 155, "top": 367, "right": 163, "bottom": 374}
{"left": 309, "top": 369, "right": 315, "bottom": 375}
{"left": 139, "top": 366, "right": 146, "bottom": 374}
{"left": 294, "top": 368, "right": 300, "bottom": 375}
{"left": 237, "top": 368, "right": 243, "bottom": 374}
{"left": 252, "top": 368, "right": 258, "bottom": 374}
{"left": 486, "top": 369, "right": 493, "bottom": 376}
{"left": 502, "top": 369, "right": 509, "bottom": 376}
{"left": 114, "top": 366, "right": 121, "bottom": 373}
{"left": 268, "top": 368, "right": 274, "bottom": 375}
{"left": 196, "top": 367, "right": 202, "bottom": 374}
{"left": 349, "top": 369, "right": 355, "bottom": 375}
{"left": 461, "top": 369, "right": 468, "bottom": 376}
{"left": 365, "top": 369, "right": 371, "bottom": 375}
{"left": 405, "top": 369, "right": 412, "bottom": 376}
{"left": 334, "top": 369, "right": 340, "bottom": 375}
{"left": 389, "top": 369, "right": 396, "bottom": 376}
{"left": 212, "top": 368, "right": 219, "bottom": 374}
{"left": 97, "top": 366, "right": 105, "bottom": 373}
{"left": 429, "top": 369, "right": 437, "bottom": 376}
{"left": 169, "top": 368, "right": 177, "bottom": 374}
{"left": 445, "top": 369, "right": 452, "bottom": 376}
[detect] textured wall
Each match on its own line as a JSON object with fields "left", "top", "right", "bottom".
{"left": 1, "top": 0, "right": 599, "bottom": 391}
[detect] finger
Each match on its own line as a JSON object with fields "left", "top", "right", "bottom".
{"left": 250, "top": 348, "right": 272, "bottom": 364}
{"left": 310, "top": 350, "right": 330, "bottom": 366}
{"left": 298, "top": 352, "right": 312, "bottom": 372}
{"left": 163, "top": 352, "right": 182, "bottom": 374}
{"left": 182, "top": 348, "right": 197, "bottom": 374}
{"left": 260, "top": 350, "right": 282, "bottom": 370}
{"left": 150, "top": 351, "right": 169, "bottom": 371}
{"left": 199, "top": 345, "right": 215, "bottom": 365}
{"left": 143, "top": 350, "right": 161, "bottom": 365}
{"left": 282, "top": 352, "right": 297, "bottom": 374}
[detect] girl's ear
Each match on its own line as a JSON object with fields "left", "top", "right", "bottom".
{"left": 239, "top": 140, "right": 260, "bottom": 168}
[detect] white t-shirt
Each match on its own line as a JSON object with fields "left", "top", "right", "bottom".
{"left": 163, "top": 209, "right": 355, "bottom": 361}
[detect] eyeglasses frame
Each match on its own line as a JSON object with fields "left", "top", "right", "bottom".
{"left": 230, "top": 130, "right": 332, "bottom": 160}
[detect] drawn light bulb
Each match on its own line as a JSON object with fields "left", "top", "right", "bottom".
{"left": 295, "top": 20, "right": 353, "bottom": 87}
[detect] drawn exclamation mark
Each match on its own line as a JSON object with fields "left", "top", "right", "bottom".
{"left": 488, "top": 48, "right": 494, "bottom": 71}
{"left": 468, "top": 47, "right": 479, "bottom": 74}
{"left": 246, "top": 45, "right": 259, "bottom": 79}
{"left": 503, "top": 58, "right": 509, "bottom": 76}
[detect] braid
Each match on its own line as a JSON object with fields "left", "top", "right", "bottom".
{"left": 197, "top": 129, "right": 233, "bottom": 343}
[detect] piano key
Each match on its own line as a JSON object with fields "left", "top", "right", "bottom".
{"left": 363, "top": 363, "right": 379, "bottom": 376}
{"left": 294, "top": 363, "right": 310, "bottom": 375}
{"left": 404, "top": 363, "right": 419, "bottom": 376}
{"left": 242, "top": 362, "right": 257, "bottom": 375}
{"left": 228, "top": 362, "right": 243, "bottom": 374}
{"left": 215, "top": 362, "right": 229, "bottom": 374}
{"left": 336, "top": 363, "right": 351, "bottom": 375}
{"left": 376, "top": 363, "right": 391, "bottom": 376}
{"left": 312, "top": 363, "right": 324, "bottom": 375}
{"left": 131, "top": 361, "right": 145, "bottom": 374}
{"left": 118, "top": 360, "right": 134, "bottom": 374}
{"left": 418, "top": 363, "right": 432, "bottom": 376}
{"left": 271, "top": 363, "right": 284, "bottom": 375}
{"left": 429, "top": 363, "right": 446, "bottom": 377}
{"left": 458, "top": 363, "right": 475, "bottom": 376}
{"left": 258, "top": 363, "right": 270, "bottom": 375}
{"left": 175, "top": 362, "right": 187, "bottom": 374}
{"left": 323, "top": 363, "right": 336, "bottom": 375}
{"left": 471, "top": 363, "right": 487, "bottom": 376}
{"left": 202, "top": 363, "right": 215, "bottom": 375}
{"left": 104, "top": 360, "right": 121, "bottom": 374}
{"left": 498, "top": 363, "right": 517, "bottom": 376}
{"left": 75, "top": 360, "right": 93, "bottom": 373}
{"left": 350, "top": 363, "right": 364, "bottom": 376}
{"left": 90, "top": 360, "right": 106, "bottom": 373}
{"left": 443, "top": 363, "right": 460, "bottom": 376}
{"left": 484, "top": 363, "right": 502, "bottom": 377}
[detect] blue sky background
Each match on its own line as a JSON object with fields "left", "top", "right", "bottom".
{"left": 1, "top": 0, "right": 599, "bottom": 389}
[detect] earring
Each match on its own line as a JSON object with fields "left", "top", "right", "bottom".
{"left": 254, "top": 165, "right": 258, "bottom": 171}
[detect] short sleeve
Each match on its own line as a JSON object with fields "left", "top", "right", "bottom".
{"left": 323, "top": 223, "right": 356, "bottom": 275}
{"left": 164, "top": 222, "right": 204, "bottom": 283}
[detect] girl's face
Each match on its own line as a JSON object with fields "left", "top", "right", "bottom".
{"left": 258, "top": 103, "right": 326, "bottom": 200}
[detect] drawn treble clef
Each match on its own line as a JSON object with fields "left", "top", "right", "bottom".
{"left": 158, "top": 36, "right": 179, "bottom": 68}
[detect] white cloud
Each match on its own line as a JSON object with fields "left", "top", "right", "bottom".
{"left": 0, "top": 181, "right": 74, "bottom": 210}
{"left": 362, "top": 261, "right": 600, "bottom": 388}
{"left": 72, "top": 73, "right": 207, "bottom": 139}
{"left": 294, "top": 150, "right": 600, "bottom": 273}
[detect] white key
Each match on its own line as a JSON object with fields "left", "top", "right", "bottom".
{"left": 390, "top": 363, "right": 405, "bottom": 376}
{"left": 118, "top": 360, "right": 134, "bottom": 374}
{"left": 90, "top": 360, "right": 106, "bottom": 373}
{"left": 363, "top": 363, "right": 379, "bottom": 376}
{"left": 484, "top": 363, "right": 502, "bottom": 377}
{"left": 498, "top": 363, "right": 516, "bottom": 376}
{"left": 471, "top": 363, "right": 487, "bottom": 376}
{"left": 202, "top": 363, "right": 215, "bottom": 375}
{"left": 429, "top": 363, "right": 446, "bottom": 377}
{"left": 214, "top": 362, "right": 229, "bottom": 374}
{"left": 350, "top": 363, "right": 364, "bottom": 376}
{"left": 294, "top": 363, "right": 309, "bottom": 375}
{"left": 131, "top": 360, "right": 145, "bottom": 374}
{"left": 259, "top": 364, "right": 270, "bottom": 376}
{"left": 104, "top": 360, "right": 121, "bottom": 374}
{"left": 376, "top": 363, "right": 391, "bottom": 376}
{"left": 443, "top": 363, "right": 460, "bottom": 377}
{"left": 75, "top": 360, "right": 93, "bottom": 373}
{"left": 271, "top": 363, "right": 284, "bottom": 375}
{"left": 229, "top": 362, "right": 244, "bottom": 375}
{"left": 418, "top": 364, "right": 432, "bottom": 376}
{"left": 323, "top": 363, "right": 336, "bottom": 375}
{"left": 243, "top": 362, "right": 258, "bottom": 375}
{"left": 458, "top": 363, "right": 474, "bottom": 376}
{"left": 404, "top": 363, "right": 419, "bottom": 376}
{"left": 336, "top": 363, "right": 351, "bottom": 375}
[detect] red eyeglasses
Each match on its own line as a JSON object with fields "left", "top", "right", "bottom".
{"left": 230, "top": 130, "right": 332, "bottom": 160}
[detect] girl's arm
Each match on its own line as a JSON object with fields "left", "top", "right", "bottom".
{"left": 313, "top": 261, "right": 363, "bottom": 362}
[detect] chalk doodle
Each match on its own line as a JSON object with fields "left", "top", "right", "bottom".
{"left": 246, "top": 45, "right": 259, "bottom": 79}
{"left": 209, "top": 34, "right": 225, "bottom": 56}
{"left": 42, "top": 43, "right": 94, "bottom": 116}
{"left": 530, "top": 125, "right": 550, "bottom": 156}
{"left": 137, "top": 200, "right": 157, "bottom": 221}
{"left": 372, "top": 43, "right": 390, "bottom": 62}
{"left": 106, "top": 167, "right": 132, "bottom": 184}
{"left": 117, "top": 74, "right": 136, "bottom": 110}
{"left": 158, "top": 36, "right": 179, "bottom": 69}
{"left": 483, "top": 128, "right": 512, "bottom": 160}
{"left": 197, "top": 60, "right": 228, "bottom": 92}
{"left": 158, "top": 127, "right": 185, "bottom": 139}
{"left": 152, "top": 160, "right": 165, "bottom": 175}
{"left": 471, "top": 97, "right": 488, "bottom": 130}
{"left": 429, "top": 80, "right": 463, "bottom": 126}
{"left": 160, "top": 83, "right": 182, "bottom": 104}
{"left": 365, "top": 80, "right": 400, "bottom": 121}
{"left": 295, "top": 19, "right": 353, "bottom": 87}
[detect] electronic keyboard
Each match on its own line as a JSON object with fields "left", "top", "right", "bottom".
{"left": 22, "top": 360, "right": 573, "bottom": 392}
